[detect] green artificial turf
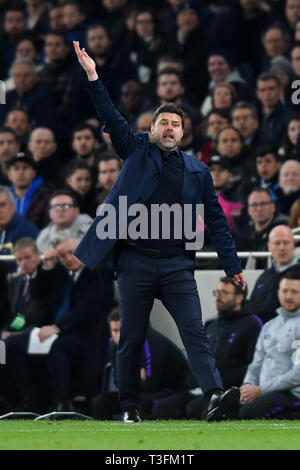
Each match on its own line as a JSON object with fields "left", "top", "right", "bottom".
{"left": 0, "top": 420, "right": 299, "bottom": 450}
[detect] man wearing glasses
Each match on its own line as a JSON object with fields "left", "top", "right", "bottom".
{"left": 234, "top": 187, "right": 289, "bottom": 256}
{"left": 36, "top": 188, "right": 93, "bottom": 254}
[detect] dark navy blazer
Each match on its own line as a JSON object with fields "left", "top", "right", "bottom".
{"left": 74, "top": 78, "right": 242, "bottom": 276}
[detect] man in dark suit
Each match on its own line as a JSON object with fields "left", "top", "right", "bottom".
{"left": 72, "top": 41, "right": 246, "bottom": 423}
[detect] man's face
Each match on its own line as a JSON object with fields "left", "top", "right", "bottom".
{"left": 177, "top": 7, "right": 199, "bottom": 36}
{"left": 13, "top": 64, "right": 37, "bottom": 96}
{"left": 210, "top": 164, "right": 232, "bottom": 190}
{"left": 291, "top": 46, "right": 300, "bottom": 76}
{"left": 4, "top": 11, "right": 27, "bottom": 37}
{"left": 15, "top": 246, "right": 40, "bottom": 275}
{"left": 110, "top": 320, "right": 120, "bottom": 345}
{"left": 268, "top": 228, "right": 295, "bottom": 266}
{"left": 215, "top": 282, "right": 238, "bottom": 312}
{"left": 207, "top": 113, "right": 229, "bottom": 140}
{"left": 279, "top": 162, "right": 300, "bottom": 195}
{"left": 150, "top": 112, "right": 184, "bottom": 151}
{"left": 157, "top": 74, "right": 184, "bottom": 102}
{"left": 285, "top": 0, "right": 300, "bottom": 26}
{"left": 278, "top": 278, "right": 300, "bottom": 312}
{"left": 136, "top": 11, "right": 154, "bottom": 38}
{"left": 72, "top": 129, "right": 96, "bottom": 157}
{"left": 45, "top": 34, "right": 69, "bottom": 62}
{"left": 16, "top": 39, "right": 38, "bottom": 62}
{"left": 288, "top": 119, "right": 300, "bottom": 145}
{"left": 57, "top": 238, "right": 83, "bottom": 271}
{"left": 0, "top": 193, "right": 15, "bottom": 229}
{"left": 247, "top": 191, "right": 275, "bottom": 225}
{"left": 49, "top": 195, "right": 79, "bottom": 229}
{"left": 87, "top": 26, "right": 111, "bottom": 56}
{"left": 213, "top": 85, "right": 233, "bottom": 110}
{"left": 66, "top": 169, "right": 92, "bottom": 196}
{"left": 98, "top": 159, "right": 120, "bottom": 190}
{"left": 231, "top": 108, "right": 258, "bottom": 139}
{"left": 263, "top": 28, "right": 286, "bottom": 58}
{"left": 5, "top": 110, "right": 30, "bottom": 138}
{"left": 120, "top": 82, "right": 143, "bottom": 111}
{"left": 49, "top": 7, "right": 65, "bottom": 32}
{"left": 216, "top": 128, "right": 242, "bottom": 158}
{"left": 256, "top": 79, "right": 281, "bottom": 109}
{"left": 0, "top": 132, "right": 20, "bottom": 163}
{"left": 208, "top": 55, "right": 231, "bottom": 83}
{"left": 8, "top": 161, "right": 36, "bottom": 189}
{"left": 28, "top": 129, "right": 57, "bottom": 161}
{"left": 63, "top": 4, "right": 85, "bottom": 30}
{"left": 256, "top": 154, "right": 281, "bottom": 181}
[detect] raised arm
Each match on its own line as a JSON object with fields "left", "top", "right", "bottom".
{"left": 73, "top": 41, "right": 139, "bottom": 160}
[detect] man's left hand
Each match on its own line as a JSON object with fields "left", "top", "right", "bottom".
{"left": 232, "top": 272, "right": 246, "bottom": 291}
{"left": 38, "top": 325, "right": 60, "bottom": 342}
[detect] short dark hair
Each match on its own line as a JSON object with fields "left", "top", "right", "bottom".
{"left": 49, "top": 188, "right": 79, "bottom": 207}
{"left": 231, "top": 101, "right": 258, "bottom": 121}
{"left": 72, "top": 122, "right": 98, "bottom": 140}
{"left": 157, "top": 67, "right": 185, "bottom": 86}
{"left": 97, "top": 152, "right": 122, "bottom": 170}
{"left": 248, "top": 186, "right": 273, "bottom": 202}
{"left": 152, "top": 103, "right": 185, "bottom": 129}
{"left": 280, "top": 271, "right": 300, "bottom": 284}
{"left": 45, "top": 31, "right": 69, "bottom": 46}
{"left": 256, "top": 144, "right": 281, "bottom": 161}
{"left": 0, "top": 126, "right": 18, "bottom": 139}
{"left": 14, "top": 237, "right": 39, "bottom": 254}
{"left": 64, "top": 160, "right": 92, "bottom": 180}
{"left": 219, "top": 276, "right": 248, "bottom": 299}
{"left": 107, "top": 306, "right": 120, "bottom": 324}
{"left": 257, "top": 72, "right": 281, "bottom": 88}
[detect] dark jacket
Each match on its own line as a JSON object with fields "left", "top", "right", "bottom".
{"left": 74, "top": 78, "right": 242, "bottom": 277}
{"left": 247, "top": 260, "right": 300, "bottom": 323}
{"left": 205, "top": 308, "right": 262, "bottom": 389}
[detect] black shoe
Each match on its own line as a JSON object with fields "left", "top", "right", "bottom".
{"left": 48, "top": 399, "right": 74, "bottom": 413}
{"left": 204, "top": 387, "right": 240, "bottom": 422}
{"left": 123, "top": 408, "right": 142, "bottom": 424}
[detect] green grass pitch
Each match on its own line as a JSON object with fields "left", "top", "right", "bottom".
{"left": 0, "top": 420, "right": 299, "bottom": 450}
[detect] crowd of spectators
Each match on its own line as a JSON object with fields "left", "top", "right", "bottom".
{"left": 1, "top": 0, "right": 300, "bottom": 420}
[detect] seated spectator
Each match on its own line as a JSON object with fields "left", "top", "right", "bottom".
{"left": 117, "top": 80, "right": 151, "bottom": 128}
{"left": 178, "top": 106, "right": 202, "bottom": 160}
{"left": 254, "top": 144, "right": 283, "bottom": 201}
{"left": 215, "top": 125, "right": 255, "bottom": 184}
{"left": 64, "top": 160, "right": 98, "bottom": 218}
{"left": 234, "top": 188, "right": 289, "bottom": 255}
{"left": 62, "top": 1, "right": 91, "bottom": 49}
{"left": 7, "top": 152, "right": 52, "bottom": 229}
{"left": 0, "top": 127, "right": 21, "bottom": 185}
{"left": 92, "top": 306, "right": 190, "bottom": 420}
{"left": 277, "top": 159, "right": 300, "bottom": 215}
{"left": 199, "top": 109, "right": 230, "bottom": 164}
{"left": 201, "top": 50, "right": 252, "bottom": 117}
{"left": 279, "top": 116, "right": 300, "bottom": 160}
{"left": 247, "top": 225, "right": 300, "bottom": 323}
{"left": 291, "top": 40, "right": 300, "bottom": 79}
{"left": 5, "top": 108, "right": 31, "bottom": 148}
{"left": 0, "top": 185, "right": 39, "bottom": 259}
{"left": 230, "top": 101, "right": 260, "bottom": 157}
{"left": 71, "top": 123, "right": 100, "bottom": 180}
{"left": 36, "top": 188, "right": 92, "bottom": 254}
{"left": 283, "top": 0, "right": 300, "bottom": 37}
{"left": 183, "top": 277, "right": 262, "bottom": 420}
{"left": 0, "top": 237, "right": 44, "bottom": 340}
{"left": 0, "top": 58, "right": 59, "bottom": 135}
{"left": 49, "top": 4, "right": 65, "bottom": 33}
{"left": 239, "top": 271, "right": 300, "bottom": 420}
{"left": 163, "top": 1, "right": 212, "bottom": 106}
{"left": 0, "top": 6, "right": 27, "bottom": 81}
{"left": 96, "top": 153, "right": 122, "bottom": 206}
{"left": 208, "top": 155, "right": 244, "bottom": 231}
{"left": 261, "top": 23, "right": 291, "bottom": 71}
{"left": 211, "top": 82, "right": 237, "bottom": 116}
{"left": 269, "top": 56, "right": 298, "bottom": 112}
{"left": 100, "top": 0, "right": 129, "bottom": 44}
{"left": 0, "top": 261, "right": 9, "bottom": 331}
{"left": 38, "top": 32, "right": 76, "bottom": 121}
{"left": 24, "top": 0, "right": 50, "bottom": 36}
{"left": 256, "top": 72, "right": 291, "bottom": 146}
{"left": 27, "top": 127, "right": 67, "bottom": 187}
{"left": 154, "top": 67, "right": 200, "bottom": 122}
{"left": 4, "top": 237, "right": 114, "bottom": 412}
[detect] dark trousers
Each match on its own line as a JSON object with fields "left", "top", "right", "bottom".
{"left": 239, "top": 391, "right": 300, "bottom": 419}
{"left": 116, "top": 249, "right": 223, "bottom": 411}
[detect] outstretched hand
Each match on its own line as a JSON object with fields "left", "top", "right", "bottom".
{"left": 73, "top": 41, "right": 98, "bottom": 81}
